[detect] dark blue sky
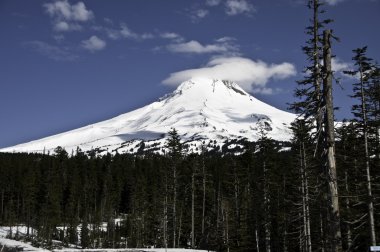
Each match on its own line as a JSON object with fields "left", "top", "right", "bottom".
{"left": 1, "top": 0, "right": 379, "bottom": 148}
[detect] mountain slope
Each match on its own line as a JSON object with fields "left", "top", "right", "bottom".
{"left": 0, "top": 78, "right": 297, "bottom": 155}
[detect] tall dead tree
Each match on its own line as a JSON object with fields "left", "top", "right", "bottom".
{"left": 322, "top": 29, "right": 343, "bottom": 252}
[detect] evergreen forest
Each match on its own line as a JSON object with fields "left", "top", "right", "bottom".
{"left": 1, "top": 0, "right": 380, "bottom": 251}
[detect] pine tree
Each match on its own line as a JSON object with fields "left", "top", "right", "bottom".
{"left": 166, "top": 128, "right": 183, "bottom": 247}
{"left": 290, "top": 119, "right": 313, "bottom": 252}
{"left": 344, "top": 46, "right": 378, "bottom": 246}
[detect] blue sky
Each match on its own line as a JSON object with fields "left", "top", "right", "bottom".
{"left": 0, "top": 0, "right": 379, "bottom": 148}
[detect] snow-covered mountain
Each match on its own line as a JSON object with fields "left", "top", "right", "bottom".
{"left": 0, "top": 78, "right": 297, "bottom": 155}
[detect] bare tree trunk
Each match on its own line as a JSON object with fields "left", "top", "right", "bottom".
{"left": 322, "top": 29, "right": 342, "bottom": 252}
{"left": 202, "top": 157, "right": 206, "bottom": 236}
{"left": 225, "top": 205, "right": 230, "bottom": 252}
{"left": 282, "top": 176, "right": 288, "bottom": 252}
{"left": 358, "top": 62, "right": 377, "bottom": 246}
{"left": 164, "top": 177, "right": 168, "bottom": 250}
{"left": 283, "top": 227, "right": 287, "bottom": 252}
{"left": 191, "top": 172, "right": 195, "bottom": 248}
{"left": 255, "top": 227, "right": 260, "bottom": 252}
{"left": 173, "top": 165, "right": 177, "bottom": 248}
{"left": 299, "top": 214, "right": 303, "bottom": 252}
{"left": 27, "top": 205, "right": 30, "bottom": 237}
{"left": 233, "top": 164, "right": 240, "bottom": 247}
{"left": 217, "top": 182, "right": 221, "bottom": 232}
{"left": 344, "top": 170, "right": 352, "bottom": 250}
{"left": 300, "top": 143, "right": 312, "bottom": 252}
{"left": 320, "top": 214, "right": 325, "bottom": 252}
{"left": 263, "top": 161, "right": 271, "bottom": 252}
{"left": 0, "top": 190, "right": 3, "bottom": 221}
{"left": 177, "top": 208, "right": 182, "bottom": 247}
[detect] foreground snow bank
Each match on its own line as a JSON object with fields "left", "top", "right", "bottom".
{"left": 0, "top": 240, "right": 210, "bottom": 252}
{"left": 53, "top": 250, "right": 211, "bottom": 252}
{"left": 0, "top": 237, "right": 49, "bottom": 252}
{"left": 1, "top": 226, "right": 212, "bottom": 252}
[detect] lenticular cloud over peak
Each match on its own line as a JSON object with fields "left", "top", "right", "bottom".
{"left": 162, "top": 56, "right": 296, "bottom": 91}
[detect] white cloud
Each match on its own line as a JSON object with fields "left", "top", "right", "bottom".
{"left": 331, "top": 57, "right": 351, "bottom": 72}
{"left": 44, "top": 0, "right": 93, "bottom": 21}
{"left": 53, "top": 34, "right": 65, "bottom": 42}
{"left": 44, "top": 0, "right": 94, "bottom": 32}
{"left": 159, "top": 32, "right": 185, "bottom": 43}
{"left": 215, "top": 36, "right": 236, "bottom": 43}
{"left": 24, "top": 40, "right": 78, "bottom": 61}
{"left": 206, "top": 0, "right": 222, "bottom": 6}
{"left": 225, "top": 0, "right": 255, "bottom": 16}
{"left": 101, "top": 23, "right": 154, "bottom": 40}
{"left": 120, "top": 23, "right": 138, "bottom": 39}
{"left": 167, "top": 38, "right": 239, "bottom": 54}
{"left": 196, "top": 9, "right": 209, "bottom": 18}
{"left": 190, "top": 9, "right": 209, "bottom": 22}
{"left": 103, "top": 17, "right": 113, "bottom": 25}
{"left": 81, "top": 35, "right": 106, "bottom": 52}
{"left": 160, "top": 32, "right": 179, "bottom": 39}
{"left": 324, "top": 0, "right": 345, "bottom": 5}
{"left": 140, "top": 33, "right": 155, "bottom": 39}
{"left": 54, "top": 21, "right": 82, "bottom": 31}
{"left": 331, "top": 57, "right": 359, "bottom": 79}
{"left": 162, "top": 57, "right": 297, "bottom": 92}
{"left": 252, "top": 87, "right": 282, "bottom": 95}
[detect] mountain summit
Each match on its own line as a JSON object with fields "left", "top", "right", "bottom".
{"left": 1, "top": 78, "right": 297, "bottom": 155}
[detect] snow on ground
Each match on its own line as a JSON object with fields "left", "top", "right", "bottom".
{"left": 53, "top": 249, "right": 211, "bottom": 252}
{"left": 1, "top": 226, "right": 212, "bottom": 252}
{"left": 0, "top": 225, "right": 35, "bottom": 238}
{"left": 0, "top": 237, "right": 210, "bottom": 252}
{"left": 0, "top": 237, "right": 49, "bottom": 252}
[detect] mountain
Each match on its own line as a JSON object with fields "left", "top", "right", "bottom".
{"left": 0, "top": 78, "right": 297, "bottom": 155}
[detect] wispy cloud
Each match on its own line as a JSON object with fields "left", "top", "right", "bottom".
{"left": 332, "top": 57, "right": 351, "bottom": 72}
{"left": 103, "top": 17, "right": 113, "bottom": 25}
{"left": 96, "top": 23, "right": 154, "bottom": 41}
{"left": 24, "top": 41, "right": 78, "bottom": 61}
{"left": 81, "top": 35, "right": 106, "bottom": 52}
{"left": 160, "top": 32, "right": 184, "bottom": 43}
{"left": 162, "top": 56, "right": 297, "bottom": 93}
{"left": 331, "top": 57, "right": 358, "bottom": 79}
{"left": 54, "top": 21, "right": 82, "bottom": 32}
{"left": 43, "top": 0, "right": 94, "bottom": 32}
{"left": 225, "top": 0, "right": 255, "bottom": 16}
{"left": 53, "top": 34, "right": 65, "bottom": 42}
{"left": 324, "top": 0, "right": 346, "bottom": 5}
{"left": 206, "top": 0, "right": 222, "bottom": 6}
{"left": 190, "top": 8, "right": 209, "bottom": 22}
{"left": 167, "top": 37, "right": 239, "bottom": 55}
{"left": 252, "top": 87, "right": 283, "bottom": 95}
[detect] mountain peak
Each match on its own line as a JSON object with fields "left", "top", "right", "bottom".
{"left": 1, "top": 78, "right": 296, "bottom": 155}
{"left": 175, "top": 78, "right": 248, "bottom": 96}
{"left": 161, "top": 78, "right": 249, "bottom": 105}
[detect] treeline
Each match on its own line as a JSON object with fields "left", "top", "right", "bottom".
{"left": 0, "top": 124, "right": 379, "bottom": 251}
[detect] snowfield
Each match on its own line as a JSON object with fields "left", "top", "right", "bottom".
{"left": 0, "top": 237, "right": 50, "bottom": 252}
{"left": 53, "top": 249, "right": 211, "bottom": 252}
{"left": 0, "top": 78, "right": 297, "bottom": 155}
{"left": 0, "top": 226, "right": 212, "bottom": 252}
